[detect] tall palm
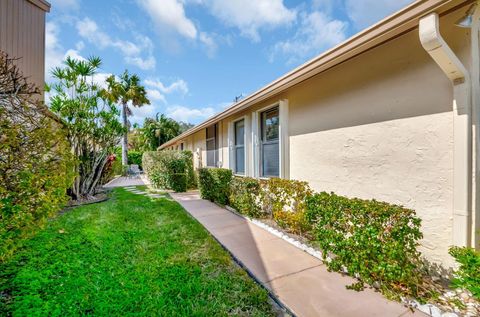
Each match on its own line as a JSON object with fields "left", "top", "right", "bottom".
{"left": 103, "top": 70, "right": 150, "bottom": 165}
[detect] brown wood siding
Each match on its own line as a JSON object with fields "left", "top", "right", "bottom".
{"left": 0, "top": 0, "right": 47, "bottom": 96}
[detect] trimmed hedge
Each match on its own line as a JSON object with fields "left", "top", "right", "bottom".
{"left": 223, "top": 175, "right": 424, "bottom": 298}
{"left": 229, "top": 177, "right": 263, "bottom": 218}
{"left": 142, "top": 150, "right": 194, "bottom": 192}
{"left": 305, "top": 192, "right": 423, "bottom": 296}
{"left": 262, "top": 178, "right": 313, "bottom": 235}
{"left": 198, "top": 168, "right": 232, "bottom": 205}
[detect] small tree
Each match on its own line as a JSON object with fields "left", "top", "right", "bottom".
{"left": 102, "top": 71, "right": 150, "bottom": 166}
{"left": 47, "top": 56, "right": 124, "bottom": 200}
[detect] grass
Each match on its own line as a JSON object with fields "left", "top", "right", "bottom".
{"left": 0, "top": 187, "right": 275, "bottom": 316}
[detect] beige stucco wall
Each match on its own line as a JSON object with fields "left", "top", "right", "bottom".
{"left": 169, "top": 7, "right": 472, "bottom": 267}
{"left": 289, "top": 9, "right": 470, "bottom": 267}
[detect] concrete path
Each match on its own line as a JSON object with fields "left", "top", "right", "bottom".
{"left": 170, "top": 191, "right": 424, "bottom": 317}
{"left": 103, "top": 175, "right": 149, "bottom": 188}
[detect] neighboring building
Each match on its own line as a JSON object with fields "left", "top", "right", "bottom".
{"left": 161, "top": 0, "right": 480, "bottom": 267}
{"left": 0, "top": 0, "right": 51, "bottom": 96}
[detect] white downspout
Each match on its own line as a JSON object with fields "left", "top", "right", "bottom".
{"left": 419, "top": 13, "right": 472, "bottom": 247}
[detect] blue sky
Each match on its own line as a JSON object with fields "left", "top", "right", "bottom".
{"left": 46, "top": 0, "right": 413, "bottom": 125}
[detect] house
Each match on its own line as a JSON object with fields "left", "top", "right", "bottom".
{"left": 160, "top": 0, "right": 480, "bottom": 268}
{"left": 0, "top": 0, "right": 51, "bottom": 97}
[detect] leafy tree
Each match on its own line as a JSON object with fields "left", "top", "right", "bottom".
{"left": 179, "top": 121, "right": 195, "bottom": 133}
{"left": 47, "top": 56, "right": 124, "bottom": 200}
{"left": 139, "top": 114, "right": 182, "bottom": 151}
{"left": 102, "top": 70, "right": 150, "bottom": 165}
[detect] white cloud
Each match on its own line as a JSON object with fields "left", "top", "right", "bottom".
{"left": 272, "top": 11, "right": 347, "bottom": 63}
{"left": 76, "top": 17, "right": 156, "bottom": 70}
{"left": 45, "top": 22, "right": 64, "bottom": 77}
{"left": 130, "top": 104, "right": 157, "bottom": 125}
{"left": 345, "top": 0, "right": 414, "bottom": 30}
{"left": 199, "top": 32, "right": 218, "bottom": 58}
{"left": 166, "top": 105, "right": 216, "bottom": 123}
{"left": 203, "top": 0, "right": 296, "bottom": 42}
{"left": 137, "top": 0, "right": 197, "bottom": 39}
{"left": 146, "top": 89, "right": 167, "bottom": 104}
{"left": 144, "top": 79, "right": 189, "bottom": 95}
{"left": 49, "top": 0, "right": 80, "bottom": 11}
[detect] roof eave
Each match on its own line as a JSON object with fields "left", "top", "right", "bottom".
{"left": 28, "top": 0, "right": 51, "bottom": 12}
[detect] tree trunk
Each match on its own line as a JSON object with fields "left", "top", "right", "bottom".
{"left": 122, "top": 102, "right": 128, "bottom": 166}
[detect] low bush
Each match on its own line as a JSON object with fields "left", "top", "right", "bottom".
{"left": 262, "top": 178, "right": 313, "bottom": 235}
{"left": 449, "top": 246, "right": 480, "bottom": 299}
{"left": 305, "top": 192, "right": 423, "bottom": 297}
{"left": 198, "top": 168, "right": 232, "bottom": 205}
{"left": 142, "top": 150, "right": 194, "bottom": 192}
{"left": 229, "top": 177, "right": 263, "bottom": 218}
{"left": 128, "top": 151, "right": 143, "bottom": 168}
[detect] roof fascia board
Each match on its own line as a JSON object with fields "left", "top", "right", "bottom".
{"left": 28, "top": 0, "right": 51, "bottom": 12}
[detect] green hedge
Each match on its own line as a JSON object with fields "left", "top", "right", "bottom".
{"left": 0, "top": 76, "right": 75, "bottom": 261}
{"left": 198, "top": 168, "right": 232, "bottom": 205}
{"left": 225, "top": 176, "right": 424, "bottom": 299}
{"left": 305, "top": 192, "right": 423, "bottom": 296}
{"left": 449, "top": 247, "right": 480, "bottom": 299}
{"left": 142, "top": 150, "right": 194, "bottom": 192}
{"left": 229, "top": 177, "right": 263, "bottom": 218}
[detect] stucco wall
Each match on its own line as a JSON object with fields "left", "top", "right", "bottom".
{"left": 172, "top": 7, "right": 471, "bottom": 267}
{"left": 286, "top": 9, "right": 470, "bottom": 267}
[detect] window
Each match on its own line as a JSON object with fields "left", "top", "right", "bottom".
{"left": 180, "top": 143, "right": 184, "bottom": 151}
{"left": 234, "top": 119, "right": 245, "bottom": 174}
{"left": 206, "top": 124, "right": 218, "bottom": 167}
{"left": 260, "top": 107, "right": 279, "bottom": 177}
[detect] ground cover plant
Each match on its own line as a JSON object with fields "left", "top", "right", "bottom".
{"left": 0, "top": 188, "right": 274, "bottom": 316}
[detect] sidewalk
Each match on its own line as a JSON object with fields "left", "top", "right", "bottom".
{"left": 170, "top": 191, "right": 424, "bottom": 317}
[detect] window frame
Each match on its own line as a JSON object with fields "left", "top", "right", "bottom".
{"left": 233, "top": 118, "right": 246, "bottom": 175}
{"left": 260, "top": 106, "right": 280, "bottom": 178}
{"left": 206, "top": 123, "right": 218, "bottom": 167}
{"left": 252, "top": 100, "right": 289, "bottom": 180}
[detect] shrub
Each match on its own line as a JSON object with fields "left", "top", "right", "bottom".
{"left": 449, "top": 246, "right": 480, "bottom": 299}
{"left": 198, "top": 168, "right": 232, "bottom": 205}
{"left": 0, "top": 52, "right": 75, "bottom": 262}
{"left": 229, "top": 177, "right": 263, "bottom": 218}
{"left": 305, "top": 192, "right": 423, "bottom": 297}
{"left": 142, "top": 150, "right": 194, "bottom": 192}
{"left": 262, "top": 178, "right": 313, "bottom": 235}
{"left": 128, "top": 151, "right": 143, "bottom": 168}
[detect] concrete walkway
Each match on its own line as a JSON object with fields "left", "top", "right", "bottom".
{"left": 170, "top": 191, "right": 424, "bottom": 317}
{"left": 103, "top": 175, "right": 149, "bottom": 188}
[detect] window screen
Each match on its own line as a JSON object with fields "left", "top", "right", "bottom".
{"left": 234, "top": 119, "right": 245, "bottom": 174}
{"left": 260, "top": 107, "right": 279, "bottom": 177}
{"left": 206, "top": 124, "right": 218, "bottom": 167}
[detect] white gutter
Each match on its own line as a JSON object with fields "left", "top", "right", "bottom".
{"left": 419, "top": 13, "right": 472, "bottom": 247}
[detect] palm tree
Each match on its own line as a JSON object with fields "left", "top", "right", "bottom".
{"left": 103, "top": 70, "right": 150, "bottom": 166}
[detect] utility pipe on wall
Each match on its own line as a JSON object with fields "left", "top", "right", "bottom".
{"left": 419, "top": 13, "right": 472, "bottom": 247}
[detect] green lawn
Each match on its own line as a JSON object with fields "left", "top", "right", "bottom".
{"left": 0, "top": 187, "right": 275, "bottom": 316}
